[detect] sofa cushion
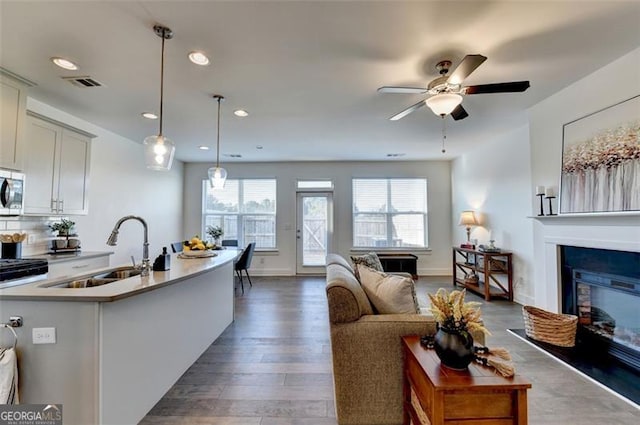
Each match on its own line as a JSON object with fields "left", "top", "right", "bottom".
{"left": 350, "top": 252, "right": 383, "bottom": 280}
{"left": 357, "top": 265, "right": 420, "bottom": 314}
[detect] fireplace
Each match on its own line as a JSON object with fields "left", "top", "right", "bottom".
{"left": 561, "top": 246, "right": 640, "bottom": 373}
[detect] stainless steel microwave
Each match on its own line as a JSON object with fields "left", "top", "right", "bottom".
{"left": 0, "top": 169, "right": 24, "bottom": 216}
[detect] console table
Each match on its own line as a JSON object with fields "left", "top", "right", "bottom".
{"left": 376, "top": 253, "right": 418, "bottom": 279}
{"left": 402, "top": 335, "right": 531, "bottom": 425}
{"left": 452, "top": 247, "right": 513, "bottom": 301}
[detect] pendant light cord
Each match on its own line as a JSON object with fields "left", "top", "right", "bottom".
{"left": 159, "top": 32, "right": 165, "bottom": 137}
{"left": 216, "top": 96, "right": 221, "bottom": 168}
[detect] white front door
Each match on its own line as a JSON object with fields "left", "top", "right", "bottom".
{"left": 296, "top": 192, "right": 333, "bottom": 274}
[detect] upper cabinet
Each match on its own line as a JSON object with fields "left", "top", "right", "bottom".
{"left": 0, "top": 71, "right": 34, "bottom": 171}
{"left": 23, "top": 112, "right": 95, "bottom": 215}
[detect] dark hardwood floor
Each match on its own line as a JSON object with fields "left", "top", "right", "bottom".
{"left": 140, "top": 275, "right": 640, "bottom": 425}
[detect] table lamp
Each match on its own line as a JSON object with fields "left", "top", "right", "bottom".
{"left": 458, "top": 210, "right": 478, "bottom": 243}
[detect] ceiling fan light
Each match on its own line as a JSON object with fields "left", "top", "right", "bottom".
{"left": 208, "top": 166, "right": 227, "bottom": 189}
{"left": 425, "top": 93, "right": 463, "bottom": 116}
{"left": 144, "top": 135, "right": 175, "bottom": 171}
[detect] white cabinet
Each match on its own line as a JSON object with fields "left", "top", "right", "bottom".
{"left": 0, "top": 72, "right": 32, "bottom": 171}
{"left": 23, "top": 113, "right": 94, "bottom": 215}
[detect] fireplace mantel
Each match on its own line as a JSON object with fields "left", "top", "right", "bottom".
{"left": 532, "top": 216, "right": 640, "bottom": 312}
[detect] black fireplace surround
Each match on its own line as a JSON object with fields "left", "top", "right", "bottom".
{"left": 560, "top": 246, "right": 640, "bottom": 373}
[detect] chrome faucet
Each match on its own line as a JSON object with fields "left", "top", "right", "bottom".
{"left": 106, "top": 215, "right": 151, "bottom": 277}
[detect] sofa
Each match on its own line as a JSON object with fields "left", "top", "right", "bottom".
{"left": 325, "top": 253, "right": 436, "bottom": 425}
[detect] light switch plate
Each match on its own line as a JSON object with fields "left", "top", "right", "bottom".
{"left": 32, "top": 327, "right": 56, "bottom": 344}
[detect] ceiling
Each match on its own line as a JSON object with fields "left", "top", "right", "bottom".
{"left": 1, "top": 1, "right": 639, "bottom": 163}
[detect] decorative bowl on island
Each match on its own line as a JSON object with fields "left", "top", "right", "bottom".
{"left": 180, "top": 236, "right": 218, "bottom": 257}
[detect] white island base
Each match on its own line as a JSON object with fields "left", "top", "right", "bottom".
{"left": 0, "top": 252, "right": 235, "bottom": 425}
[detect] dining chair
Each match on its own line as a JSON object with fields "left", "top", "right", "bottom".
{"left": 234, "top": 242, "right": 255, "bottom": 294}
{"left": 221, "top": 239, "right": 238, "bottom": 247}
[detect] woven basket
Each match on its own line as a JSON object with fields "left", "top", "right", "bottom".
{"left": 522, "top": 305, "right": 578, "bottom": 348}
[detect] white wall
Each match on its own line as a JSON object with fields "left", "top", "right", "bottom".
{"left": 19, "top": 98, "right": 185, "bottom": 266}
{"left": 451, "top": 126, "right": 535, "bottom": 305}
{"left": 528, "top": 47, "right": 640, "bottom": 310}
{"left": 184, "top": 161, "right": 452, "bottom": 275}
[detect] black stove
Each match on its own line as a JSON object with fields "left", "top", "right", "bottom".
{"left": 0, "top": 258, "right": 48, "bottom": 288}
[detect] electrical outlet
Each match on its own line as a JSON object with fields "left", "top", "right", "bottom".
{"left": 27, "top": 234, "right": 36, "bottom": 245}
{"left": 32, "top": 327, "right": 56, "bottom": 344}
{"left": 260, "top": 257, "right": 265, "bottom": 265}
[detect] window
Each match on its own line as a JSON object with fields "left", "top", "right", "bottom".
{"left": 202, "top": 179, "right": 277, "bottom": 249}
{"left": 297, "top": 180, "right": 334, "bottom": 190}
{"left": 352, "top": 178, "right": 428, "bottom": 248}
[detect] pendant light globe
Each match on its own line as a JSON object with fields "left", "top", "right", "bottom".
{"left": 208, "top": 166, "right": 227, "bottom": 190}
{"left": 144, "top": 25, "right": 176, "bottom": 171}
{"left": 208, "top": 95, "right": 227, "bottom": 189}
{"left": 144, "top": 134, "right": 175, "bottom": 170}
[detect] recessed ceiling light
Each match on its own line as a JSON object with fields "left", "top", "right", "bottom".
{"left": 198, "top": 145, "right": 210, "bottom": 150}
{"left": 234, "top": 109, "right": 249, "bottom": 117}
{"left": 141, "top": 112, "right": 158, "bottom": 120}
{"left": 51, "top": 57, "right": 78, "bottom": 70}
{"left": 256, "top": 145, "right": 263, "bottom": 150}
{"left": 188, "top": 51, "right": 210, "bottom": 66}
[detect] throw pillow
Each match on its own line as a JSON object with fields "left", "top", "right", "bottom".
{"left": 357, "top": 264, "right": 420, "bottom": 314}
{"left": 351, "top": 252, "right": 384, "bottom": 281}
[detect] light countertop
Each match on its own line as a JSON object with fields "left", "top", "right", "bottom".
{"left": 0, "top": 249, "right": 239, "bottom": 302}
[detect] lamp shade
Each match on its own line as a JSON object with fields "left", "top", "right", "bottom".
{"left": 144, "top": 135, "right": 175, "bottom": 171}
{"left": 208, "top": 166, "right": 227, "bottom": 189}
{"left": 458, "top": 210, "right": 478, "bottom": 226}
{"left": 426, "top": 93, "right": 463, "bottom": 116}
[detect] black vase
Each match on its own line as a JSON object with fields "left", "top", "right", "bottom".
{"left": 434, "top": 327, "right": 474, "bottom": 370}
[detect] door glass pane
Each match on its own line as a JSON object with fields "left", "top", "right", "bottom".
{"left": 302, "top": 196, "right": 328, "bottom": 266}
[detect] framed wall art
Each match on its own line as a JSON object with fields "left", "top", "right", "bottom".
{"left": 560, "top": 95, "right": 640, "bottom": 214}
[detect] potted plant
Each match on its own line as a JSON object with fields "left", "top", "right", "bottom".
{"left": 49, "top": 219, "right": 76, "bottom": 249}
{"left": 205, "top": 225, "right": 224, "bottom": 246}
{"left": 428, "top": 288, "right": 490, "bottom": 370}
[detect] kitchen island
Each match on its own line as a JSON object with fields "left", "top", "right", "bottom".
{"left": 0, "top": 249, "right": 238, "bottom": 425}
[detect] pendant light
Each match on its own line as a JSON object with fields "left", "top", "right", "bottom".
{"left": 143, "top": 25, "right": 176, "bottom": 171}
{"left": 208, "top": 95, "right": 227, "bottom": 189}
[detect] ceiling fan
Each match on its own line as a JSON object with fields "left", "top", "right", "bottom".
{"left": 378, "top": 54, "right": 530, "bottom": 121}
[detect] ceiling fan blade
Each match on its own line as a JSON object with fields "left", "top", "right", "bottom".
{"left": 389, "top": 99, "right": 426, "bottom": 121}
{"left": 378, "top": 86, "right": 428, "bottom": 94}
{"left": 464, "top": 81, "right": 530, "bottom": 95}
{"left": 447, "top": 54, "right": 487, "bottom": 85}
{"left": 450, "top": 104, "right": 469, "bottom": 121}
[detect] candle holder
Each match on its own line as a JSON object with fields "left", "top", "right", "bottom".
{"left": 545, "top": 196, "right": 556, "bottom": 216}
{"left": 536, "top": 193, "right": 544, "bottom": 216}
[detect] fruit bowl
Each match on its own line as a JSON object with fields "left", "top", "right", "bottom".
{"left": 180, "top": 235, "right": 218, "bottom": 258}
{"left": 180, "top": 249, "right": 217, "bottom": 258}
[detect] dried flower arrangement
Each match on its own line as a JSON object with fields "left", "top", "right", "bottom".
{"left": 428, "top": 288, "right": 490, "bottom": 336}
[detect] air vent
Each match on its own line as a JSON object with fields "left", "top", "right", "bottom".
{"left": 62, "top": 76, "right": 104, "bottom": 88}
{"left": 225, "top": 154, "right": 242, "bottom": 158}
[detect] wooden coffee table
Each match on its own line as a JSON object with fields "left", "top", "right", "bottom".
{"left": 402, "top": 335, "right": 531, "bottom": 425}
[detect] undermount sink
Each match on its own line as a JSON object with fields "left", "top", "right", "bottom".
{"left": 41, "top": 266, "right": 142, "bottom": 289}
